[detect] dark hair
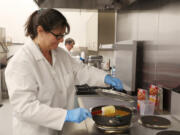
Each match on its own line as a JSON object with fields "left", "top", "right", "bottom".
{"left": 24, "top": 9, "right": 70, "bottom": 39}
{"left": 65, "top": 38, "right": 75, "bottom": 45}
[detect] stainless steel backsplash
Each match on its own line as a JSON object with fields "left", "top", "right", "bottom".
{"left": 116, "top": 0, "right": 180, "bottom": 90}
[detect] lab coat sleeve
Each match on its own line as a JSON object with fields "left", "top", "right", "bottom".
{"left": 70, "top": 57, "right": 108, "bottom": 86}
{"left": 5, "top": 60, "right": 67, "bottom": 130}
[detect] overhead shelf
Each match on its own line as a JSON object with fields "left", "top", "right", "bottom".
{"left": 99, "top": 43, "right": 114, "bottom": 51}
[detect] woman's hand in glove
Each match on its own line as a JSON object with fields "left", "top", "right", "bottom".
{"left": 104, "top": 75, "right": 123, "bottom": 91}
{"left": 65, "top": 108, "right": 92, "bottom": 123}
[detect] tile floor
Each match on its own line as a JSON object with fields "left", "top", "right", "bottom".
{"left": 0, "top": 99, "right": 13, "bottom": 135}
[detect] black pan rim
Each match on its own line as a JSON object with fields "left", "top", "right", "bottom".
{"left": 91, "top": 105, "right": 133, "bottom": 127}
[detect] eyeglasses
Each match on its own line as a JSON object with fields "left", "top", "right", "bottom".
{"left": 49, "top": 31, "right": 68, "bottom": 40}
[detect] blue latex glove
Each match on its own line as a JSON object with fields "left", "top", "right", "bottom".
{"left": 65, "top": 108, "right": 92, "bottom": 123}
{"left": 104, "top": 75, "right": 123, "bottom": 91}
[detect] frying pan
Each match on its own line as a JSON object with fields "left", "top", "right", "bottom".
{"left": 91, "top": 105, "right": 132, "bottom": 127}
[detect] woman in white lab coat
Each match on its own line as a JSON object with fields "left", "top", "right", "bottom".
{"left": 5, "top": 9, "right": 123, "bottom": 135}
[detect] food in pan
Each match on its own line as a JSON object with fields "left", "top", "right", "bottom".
{"left": 102, "top": 105, "right": 115, "bottom": 116}
{"left": 116, "top": 109, "right": 130, "bottom": 117}
{"left": 92, "top": 105, "right": 130, "bottom": 117}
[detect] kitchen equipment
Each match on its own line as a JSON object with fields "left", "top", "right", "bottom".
{"left": 95, "top": 88, "right": 135, "bottom": 103}
{"left": 75, "top": 84, "right": 115, "bottom": 95}
{"left": 75, "top": 84, "right": 97, "bottom": 95}
{"left": 171, "top": 86, "right": 180, "bottom": 121}
{"left": 75, "top": 84, "right": 128, "bottom": 95}
{"left": 138, "top": 115, "right": 171, "bottom": 129}
{"left": 87, "top": 55, "right": 103, "bottom": 69}
{"left": 91, "top": 105, "right": 132, "bottom": 127}
{"left": 95, "top": 124, "right": 130, "bottom": 134}
{"left": 139, "top": 100, "right": 155, "bottom": 116}
{"left": 156, "top": 130, "right": 180, "bottom": 135}
{"left": 77, "top": 95, "right": 180, "bottom": 135}
{"left": 114, "top": 40, "right": 144, "bottom": 94}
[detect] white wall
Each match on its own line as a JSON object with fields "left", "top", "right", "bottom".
{"left": 0, "top": 0, "right": 38, "bottom": 43}
{"left": 86, "top": 12, "right": 98, "bottom": 51}
{"left": 58, "top": 9, "right": 97, "bottom": 48}
{"left": 0, "top": 0, "right": 97, "bottom": 46}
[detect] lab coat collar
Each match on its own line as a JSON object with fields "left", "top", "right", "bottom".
{"left": 26, "top": 39, "right": 57, "bottom": 63}
{"left": 25, "top": 39, "right": 44, "bottom": 61}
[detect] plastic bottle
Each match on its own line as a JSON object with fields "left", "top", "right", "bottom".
{"left": 111, "top": 66, "right": 116, "bottom": 77}
{"left": 80, "top": 51, "right": 85, "bottom": 63}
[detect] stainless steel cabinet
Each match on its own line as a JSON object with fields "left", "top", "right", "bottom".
{"left": 86, "top": 11, "right": 116, "bottom": 51}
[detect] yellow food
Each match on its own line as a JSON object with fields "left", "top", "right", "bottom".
{"left": 100, "top": 106, "right": 130, "bottom": 117}
{"left": 102, "top": 105, "right": 115, "bottom": 116}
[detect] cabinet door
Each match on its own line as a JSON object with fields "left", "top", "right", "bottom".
{"left": 98, "top": 12, "right": 115, "bottom": 45}
{"left": 86, "top": 13, "right": 98, "bottom": 51}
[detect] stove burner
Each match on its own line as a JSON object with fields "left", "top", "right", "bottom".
{"left": 104, "top": 130, "right": 129, "bottom": 134}
{"left": 156, "top": 130, "right": 180, "bottom": 135}
{"left": 95, "top": 124, "right": 130, "bottom": 134}
{"left": 139, "top": 116, "right": 171, "bottom": 129}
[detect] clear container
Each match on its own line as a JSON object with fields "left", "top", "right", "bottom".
{"left": 111, "top": 66, "right": 116, "bottom": 77}
{"left": 140, "top": 100, "right": 155, "bottom": 116}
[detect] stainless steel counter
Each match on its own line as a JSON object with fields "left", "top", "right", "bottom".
{"left": 59, "top": 121, "right": 88, "bottom": 135}
{"left": 60, "top": 95, "right": 180, "bottom": 135}
{"left": 82, "top": 115, "right": 180, "bottom": 135}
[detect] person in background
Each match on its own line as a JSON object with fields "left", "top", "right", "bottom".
{"left": 61, "top": 37, "right": 82, "bottom": 62}
{"left": 5, "top": 9, "right": 123, "bottom": 135}
{"left": 63, "top": 37, "right": 75, "bottom": 54}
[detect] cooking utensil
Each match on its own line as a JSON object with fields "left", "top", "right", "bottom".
{"left": 75, "top": 84, "right": 115, "bottom": 95}
{"left": 95, "top": 88, "right": 135, "bottom": 103}
{"left": 91, "top": 105, "right": 132, "bottom": 127}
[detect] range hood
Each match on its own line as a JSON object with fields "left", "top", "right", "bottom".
{"left": 34, "top": 0, "right": 136, "bottom": 10}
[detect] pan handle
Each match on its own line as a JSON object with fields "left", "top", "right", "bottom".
{"left": 128, "top": 106, "right": 138, "bottom": 123}
{"left": 89, "top": 107, "right": 93, "bottom": 112}
{"left": 128, "top": 107, "right": 137, "bottom": 114}
{"left": 110, "top": 86, "right": 127, "bottom": 94}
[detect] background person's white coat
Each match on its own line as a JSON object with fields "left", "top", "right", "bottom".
{"left": 5, "top": 39, "right": 107, "bottom": 135}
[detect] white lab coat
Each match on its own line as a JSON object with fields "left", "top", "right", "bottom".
{"left": 60, "top": 45, "right": 82, "bottom": 63}
{"left": 5, "top": 39, "right": 107, "bottom": 135}
{"left": 61, "top": 45, "right": 71, "bottom": 54}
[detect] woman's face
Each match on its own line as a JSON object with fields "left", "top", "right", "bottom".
{"left": 38, "top": 26, "right": 66, "bottom": 51}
